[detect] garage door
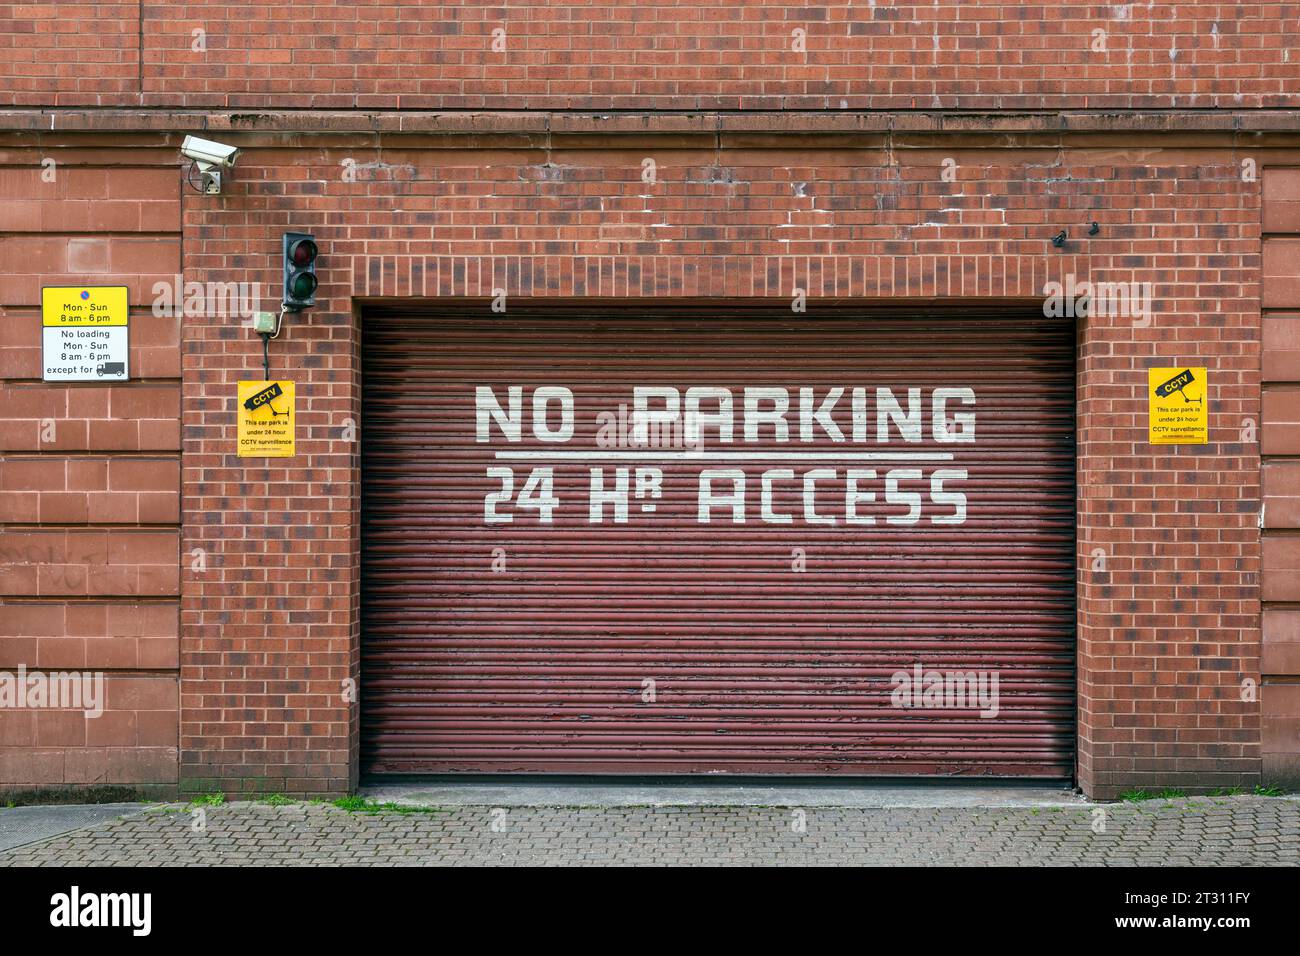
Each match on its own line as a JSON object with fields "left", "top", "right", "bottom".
{"left": 361, "top": 307, "right": 1075, "bottom": 777}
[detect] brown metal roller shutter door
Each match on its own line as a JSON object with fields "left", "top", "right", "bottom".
{"left": 361, "top": 307, "right": 1076, "bottom": 778}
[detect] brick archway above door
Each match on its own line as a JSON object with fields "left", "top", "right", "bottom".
{"left": 350, "top": 254, "right": 1094, "bottom": 302}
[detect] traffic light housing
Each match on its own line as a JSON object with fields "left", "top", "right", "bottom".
{"left": 282, "top": 232, "right": 318, "bottom": 311}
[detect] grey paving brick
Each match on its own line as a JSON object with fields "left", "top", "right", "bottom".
{"left": 0, "top": 796, "right": 1296, "bottom": 867}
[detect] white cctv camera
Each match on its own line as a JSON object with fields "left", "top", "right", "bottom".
{"left": 182, "top": 135, "right": 239, "bottom": 168}
{"left": 181, "top": 135, "right": 240, "bottom": 194}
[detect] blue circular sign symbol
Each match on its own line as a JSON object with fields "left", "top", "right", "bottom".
{"left": 80, "top": 290, "right": 89, "bottom": 299}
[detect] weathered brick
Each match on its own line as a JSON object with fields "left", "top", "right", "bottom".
{"left": 1, "top": 4, "right": 1295, "bottom": 112}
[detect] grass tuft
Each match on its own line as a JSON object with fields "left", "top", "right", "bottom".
{"left": 187, "top": 792, "right": 226, "bottom": 809}
{"left": 331, "top": 796, "right": 440, "bottom": 815}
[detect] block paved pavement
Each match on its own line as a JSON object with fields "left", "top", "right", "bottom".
{"left": 1, "top": 795, "right": 1297, "bottom": 866}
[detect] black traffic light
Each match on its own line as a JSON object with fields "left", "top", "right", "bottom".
{"left": 282, "top": 232, "right": 318, "bottom": 310}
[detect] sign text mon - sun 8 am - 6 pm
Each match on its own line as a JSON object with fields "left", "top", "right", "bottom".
{"left": 40, "top": 286, "right": 129, "bottom": 382}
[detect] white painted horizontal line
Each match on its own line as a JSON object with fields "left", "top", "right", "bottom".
{"left": 493, "top": 451, "right": 957, "bottom": 462}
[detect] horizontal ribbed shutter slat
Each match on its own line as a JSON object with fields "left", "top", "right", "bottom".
{"left": 361, "top": 308, "right": 1075, "bottom": 777}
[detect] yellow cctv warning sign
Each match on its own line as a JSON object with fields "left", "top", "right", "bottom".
{"left": 1148, "top": 367, "right": 1207, "bottom": 444}
{"left": 238, "top": 380, "right": 295, "bottom": 457}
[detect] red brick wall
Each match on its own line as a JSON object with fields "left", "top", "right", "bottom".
{"left": 0, "top": 154, "right": 182, "bottom": 794}
{"left": 0, "top": 0, "right": 1293, "bottom": 800}
{"left": 0, "top": 2, "right": 139, "bottom": 106}
{"left": 1, "top": 3, "right": 1296, "bottom": 110}
{"left": 149, "top": 131, "right": 1265, "bottom": 799}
